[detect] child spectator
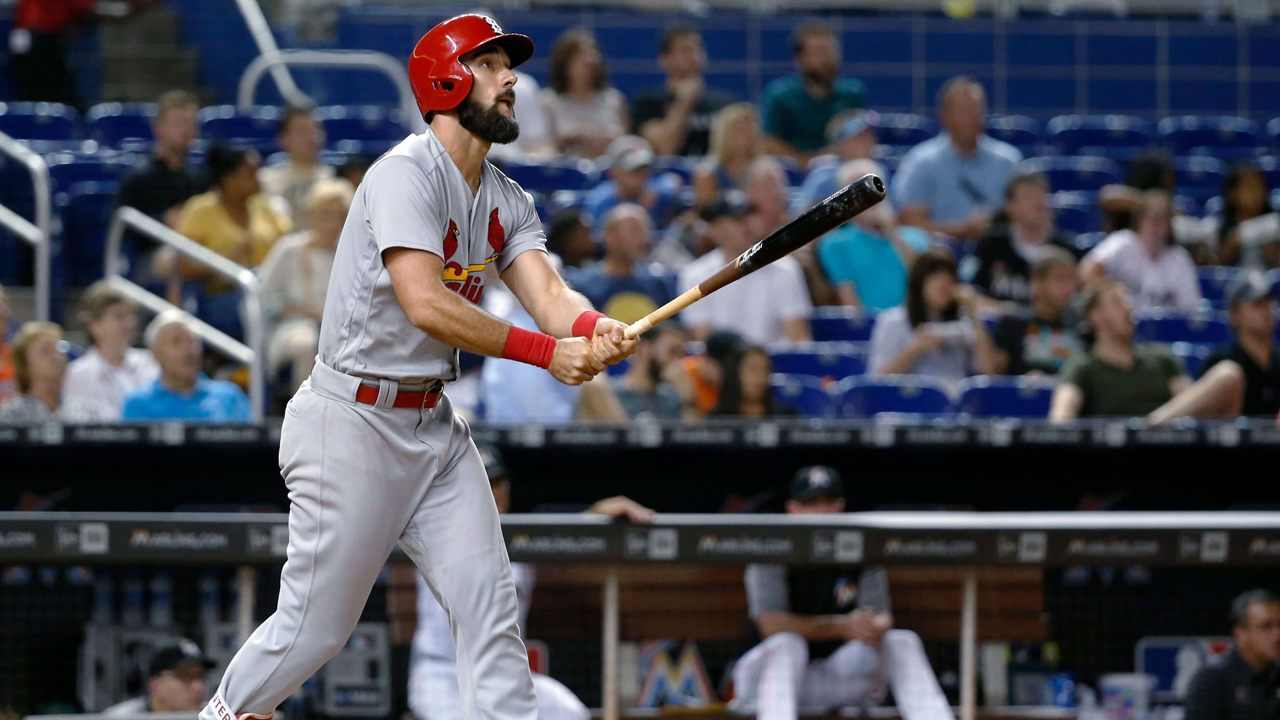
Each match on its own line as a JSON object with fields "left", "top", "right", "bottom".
{"left": 991, "top": 247, "right": 1082, "bottom": 376}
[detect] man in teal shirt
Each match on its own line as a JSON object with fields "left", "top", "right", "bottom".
{"left": 760, "top": 22, "right": 866, "bottom": 165}
{"left": 122, "top": 310, "right": 252, "bottom": 422}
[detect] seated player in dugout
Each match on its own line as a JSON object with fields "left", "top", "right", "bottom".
{"left": 731, "top": 466, "right": 955, "bottom": 720}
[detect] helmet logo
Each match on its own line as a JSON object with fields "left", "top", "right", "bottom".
{"left": 483, "top": 16, "right": 503, "bottom": 35}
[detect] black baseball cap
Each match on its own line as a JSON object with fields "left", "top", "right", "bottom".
{"left": 1225, "top": 271, "right": 1276, "bottom": 308}
{"left": 476, "top": 443, "right": 508, "bottom": 481}
{"left": 150, "top": 639, "right": 214, "bottom": 677}
{"left": 790, "top": 465, "right": 845, "bottom": 502}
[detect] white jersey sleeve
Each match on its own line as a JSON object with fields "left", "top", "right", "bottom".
{"left": 366, "top": 155, "right": 448, "bottom": 258}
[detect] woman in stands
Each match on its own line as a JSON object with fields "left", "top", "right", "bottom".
{"left": 868, "top": 248, "right": 999, "bottom": 391}
{"left": 1212, "top": 162, "right": 1278, "bottom": 269}
{"left": 541, "top": 28, "right": 628, "bottom": 159}
{"left": 692, "top": 103, "right": 763, "bottom": 211}
{"left": 1080, "top": 189, "right": 1202, "bottom": 311}
{"left": 62, "top": 281, "right": 158, "bottom": 418}
{"left": 709, "top": 345, "right": 797, "bottom": 418}
{"left": 0, "top": 322, "right": 113, "bottom": 424}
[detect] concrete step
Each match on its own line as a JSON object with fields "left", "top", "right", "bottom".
{"left": 101, "top": 45, "right": 199, "bottom": 97}
{"left": 101, "top": 5, "right": 182, "bottom": 48}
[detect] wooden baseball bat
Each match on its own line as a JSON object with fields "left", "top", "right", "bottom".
{"left": 624, "top": 174, "right": 887, "bottom": 340}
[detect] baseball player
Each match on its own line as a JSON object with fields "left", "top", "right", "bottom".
{"left": 200, "top": 15, "right": 636, "bottom": 720}
{"left": 409, "top": 444, "right": 654, "bottom": 720}
{"left": 730, "top": 466, "right": 954, "bottom": 720}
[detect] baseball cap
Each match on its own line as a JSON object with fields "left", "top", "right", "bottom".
{"left": 149, "top": 639, "right": 214, "bottom": 677}
{"left": 606, "top": 135, "right": 655, "bottom": 172}
{"left": 828, "top": 110, "right": 880, "bottom": 144}
{"left": 699, "top": 191, "right": 756, "bottom": 223}
{"left": 789, "top": 465, "right": 845, "bottom": 502}
{"left": 1225, "top": 271, "right": 1276, "bottom": 308}
{"left": 476, "top": 443, "right": 508, "bottom": 481}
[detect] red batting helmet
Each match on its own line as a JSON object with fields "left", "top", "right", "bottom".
{"left": 408, "top": 14, "right": 535, "bottom": 118}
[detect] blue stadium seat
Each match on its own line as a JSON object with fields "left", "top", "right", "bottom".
{"left": 955, "top": 376, "right": 1056, "bottom": 418}
{"left": 1051, "top": 190, "right": 1099, "bottom": 234}
{"left": 198, "top": 105, "right": 283, "bottom": 152}
{"left": 1254, "top": 156, "right": 1280, "bottom": 191}
{"left": 1173, "top": 156, "right": 1227, "bottom": 203}
{"left": 1046, "top": 115, "right": 1152, "bottom": 156}
{"left": 651, "top": 155, "right": 695, "bottom": 185}
{"left": 809, "top": 307, "right": 876, "bottom": 342}
{"left": 1270, "top": 119, "right": 1280, "bottom": 152}
{"left": 58, "top": 181, "right": 119, "bottom": 285}
{"left": 777, "top": 157, "right": 808, "bottom": 187}
{"left": 1173, "top": 194, "right": 1202, "bottom": 218}
{"left": 315, "top": 105, "right": 409, "bottom": 152}
{"left": 1159, "top": 116, "right": 1263, "bottom": 157}
{"left": 771, "top": 374, "right": 835, "bottom": 418}
{"left": 1198, "top": 266, "right": 1238, "bottom": 304}
{"left": 1021, "top": 156, "right": 1122, "bottom": 193}
{"left": 835, "top": 376, "right": 953, "bottom": 418}
{"left": 0, "top": 102, "right": 79, "bottom": 142}
{"left": 987, "top": 115, "right": 1043, "bottom": 155}
{"left": 499, "top": 158, "right": 593, "bottom": 193}
{"left": 769, "top": 342, "right": 866, "bottom": 381}
{"left": 86, "top": 103, "right": 156, "bottom": 149}
{"left": 1170, "top": 342, "right": 1213, "bottom": 378}
{"left": 1134, "top": 309, "right": 1232, "bottom": 345}
{"left": 876, "top": 113, "right": 937, "bottom": 149}
{"left": 45, "top": 152, "right": 138, "bottom": 191}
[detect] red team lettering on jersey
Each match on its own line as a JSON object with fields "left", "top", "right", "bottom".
{"left": 441, "top": 209, "right": 506, "bottom": 305}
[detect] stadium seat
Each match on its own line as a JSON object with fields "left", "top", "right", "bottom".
{"left": 1021, "top": 156, "right": 1122, "bottom": 193}
{"left": 1269, "top": 119, "right": 1280, "bottom": 153}
{"left": 768, "top": 342, "right": 866, "bottom": 381}
{"left": 86, "top": 103, "right": 156, "bottom": 149}
{"left": 651, "top": 155, "right": 695, "bottom": 185}
{"left": 1173, "top": 156, "right": 1227, "bottom": 203}
{"left": 1170, "top": 342, "right": 1213, "bottom": 378}
{"left": 1254, "top": 156, "right": 1280, "bottom": 190}
{"left": 1051, "top": 191, "right": 1099, "bottom": 234}
{"left": 809, "top": 307, "right": 876, "bottom": 342}
{"left": 198, "top": 105, "right": 283, "bottom": 152}
{"left": 1134, "top": 309, "right": 1232, "bottom": 345}
{"left": 1159, "top": 116, "right": 1263, "bottom": 157}
{"left": 315, "top": 105, "right": 409, "bottom": 152}
{"left": 45, "top": 152, "right": 138, "bottom": 191}
{"left": 955, "top": 376, "right": 1056, "bottom": 418}
{"left": 499, "top": 158, "right": 593, "bottom": 193}
{"left": 771, "top": 373, "right": 835, "bottom": 418}
{"left": 58, "top": 181, "right": 119, "bottom": 285}
{"left": 835, "top": 376, "right": 953, "bottom": 418}
{"left": 877, "top": 113, "right": 937, "bottom": 149}
{"left": 987, "top": 115, "right": 1043, "bottom": 155}
{"left": 1198, "top": 266, "right": 1238, "bottom": 304}
{"left": 1046, "top": 114, "right": 1152, "bottom": 156}
{"left": 0, "top": 102, "right": 79, "bottom": 142}
{"left": 777, "top": 157, "right": 808, "bottom": 188}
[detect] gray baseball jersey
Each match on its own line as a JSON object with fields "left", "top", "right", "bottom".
{"left": 319, "top": 127, "right": 547, "bottom": 382}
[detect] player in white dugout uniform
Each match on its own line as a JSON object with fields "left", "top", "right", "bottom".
{"left": 199, "top": 15, "right": 637, "bottom": 720}
{"left": 731, "top": 466, "right": 956, "bottom": 720}
{"left": 409, "top": 443, "right": 654, "bottom": 720}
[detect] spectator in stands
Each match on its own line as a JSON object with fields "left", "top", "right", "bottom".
{"left": 1050, "top": 280, "right": 1192, "bottom": 421}
{"left": 62, "top": 281, "right": 159, "bottom": 418}
{"left": 759, "top": 22, "right": 867, "bottom": 165}
{"left": 1080, "top": 190, "right": 1201, "bottom": 312}
{"left": 793, "top": 109, "right": 879, "bottom": 214}
{"left": 1149, "top": 272, "right": 1280, "bottom": 424}
{"left": 118, "top": 91, "right": 205, "bottom": 231}
{"left": 677, "top": 194, "right": 812, "bottom": 345}
{"left": 817, "top": 159, "right": 930, "bottom": 311}
{"left": 1099, "top": 152, "right": 1177, "bottom": 234}
{"left": 337, "top": 155, "right": 372, "bottom": 187}
{"left": 893, "top": 77, "right": 1021, "bottom": 241}
{"left": 731, "top": 466, "right": 955, "bottom": 720}
{"left": 259, "top": 179, "right": 353, "bottom": 394}
{"left": 1213, "top": 162, "right": 1279, "bottom": 269}
{"left": 170, "top": 144, "right": 292, "bottom": 339}
{"left": 709, "top": 345, "right": 797, "bottom": 418}
{"left": 972, "top": 171, "right": 1079, "bottom": 304}
{"left": 745, "top": 157, "right": 792, "bottom": 236}
{"left": 631, "top": 25, "right": 736, "bottom": 157}
{"left": 541, "top": 28, "right": 628, "bottom": 159}
{"left": 583, "top": 136, "right": 680, "bottom": 234}
{"left": 868, "top": 248, "right": 999, "bottom": 387}
{"left": 1184, "top": 589, "right": 1280, "bottom": 720}
{"left": 991, "top": 248, "right": 1081, "bottom": 376}
{"left": 0, "top": 322, "right": 113, "bottom": 423}
{"left": 666, "top": 328, "right": 745, "bottom": 418}
{"left": 121, "top": 311, "right": 252, "bottom": 423}
{"left": 103, "top": 639, "right": 214, "bottom": 716}
{"left": 259, "top": 107, "right": 335, "bottom": 228}
{"left": 7, "top": 0, "right": 118, "bottom": 109}
{"left": 693, "top": 103, "right": 764, "bottom": 211}
{"left": 545, "top": 209, "right": 596, "bottom": 270}
{"left": 0, "top": 284, "right": 14, "bottom": 404}
{"left": 613, "top": 324, "right": 687, "bottom": 420}
{"left": 565, "top": 204, "right": 674, "bottom": 325}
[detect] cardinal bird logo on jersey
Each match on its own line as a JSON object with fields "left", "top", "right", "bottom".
{"left": 487, "top": 207, "right": 505, "bottom": 255}
{"left": 443, "top": 219, "right": 460, "bottom": 260}
{"left": 439, "top": 218, "right": 490, "bottom": 305}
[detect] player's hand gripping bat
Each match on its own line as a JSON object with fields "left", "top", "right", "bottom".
{"left": 623, "top": 174, "right": 887, "bottom": 340}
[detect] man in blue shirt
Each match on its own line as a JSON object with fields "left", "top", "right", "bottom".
{"left": 122, "top": 310, "right": 252, "bottom": 422}
{"left": 760, "top": 22, "right": 867, "bottom": 165}
{"left": 565, "top": 203, "right": 675, "bottom": 325}
{"left": 893, "top": 76, "right": 1022, "bottom": 241}
{"left": 582, "top": 135, "right": 681, "bottom": 238}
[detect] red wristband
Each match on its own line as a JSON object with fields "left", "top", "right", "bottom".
{"left": 572, "top": 311, "right": 607, "bottom": 338}
{"left": 502, "top": 327, "right": 557, "bottom": 369}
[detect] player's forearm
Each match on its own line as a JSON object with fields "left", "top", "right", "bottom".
{"left": 756, "top": 611, "right": 846, "bottom": 641}
{"left": 406, "top": 286, "right": 516, "bottom": 358}
{"left": 533, "top": 284, "right": 598, "bottom": 338}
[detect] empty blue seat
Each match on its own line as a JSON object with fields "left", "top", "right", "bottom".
{"left": 956, "top": 376, "right": 1056, "bottom": 418}
{"left": 835, "top": 376, "right": 953, "bottom": 418}
{"left": 198, "top": 105, "right": 283, "bottom": 152}
{"left": 58, "top": 181, "right": 119, "bottom": 285}
{"left": 1173, "top": 156, "right": 1227, "bottom": 202}
{"left": 0, "top": 102, "right": 79, "bottom": 142}
{"left": 1269, "top": 119, "right": 1280, "bottom": 152}
{"left": 876, "top": 113, "right": 937, "bottom": 149}
{"left": 1051, "top": 190, "right": 1099, "bottom": 234}
{"left": 1134, "top": 309, "right": 1232, "bottom": 345}
{"left": 777, "top": 157, "right": 808, "bottom": 188}
{"left": 771, "top": 374, "right": 835, "bottom": 418}
{"left": 1170, "top": 342, "right": 1213, "bottom": 378}
{"left": 809, "top": 307, "right": 876, "bottom": 342}
{"left": 987, "top": 115, "right": 1043, "bottom": 155}
{"left": 651, "top": 155, "right": 694, "bottom": 185}
{"left": 1198, "top": 266, "right": 1239, "bottom": 304}
{"left": 86, "top": 103, "right": 156, "bottom": 148}
{"left": 1046, "top": 115, "right": 1152, "bottom": 156}
{"left": 45, "top": 152, "right": 137, "bottom": 191}
{"left": 315, "top": 105, "right": 409, "bottom": 151}
{"left": 1254, "top": 156, "right": 1280, "bottom": 191}
{"left": 1021, "top": 156, "right": 1122, "bottom": 193}
{"left": 769, "top": 342, "right": 866, "bottom": 381}
{"left": 499, "top": 159, "right": 592, "bottom": 193}
{"left": 1159, "top": 116, "right": 1263, "bottom": 157}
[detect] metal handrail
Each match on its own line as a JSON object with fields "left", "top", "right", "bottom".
{"left": 0, "top": 131, "right": 51, "bottom": 322}
{"left": 104, "top": 207, "right": 265, "bottom": 422}
{"left": 233, "top": 0, "right": 310, "bottom": 110}
{"left": 238, "top": 50, "right": 427, "bottom": 133}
